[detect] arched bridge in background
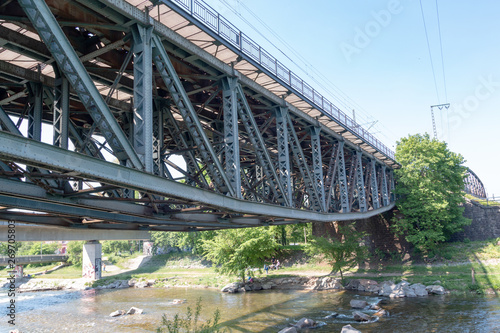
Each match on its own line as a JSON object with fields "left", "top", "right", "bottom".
{"left": 465, "top": 169, "right": 487, "bottom": 199}
{"left": 0, "top": 0, "right": 485, "bottom": 233}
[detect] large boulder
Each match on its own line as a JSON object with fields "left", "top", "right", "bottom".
{"left": 126, "top": 307, "right": 144, "bottom": 315}
{"left": 262, "top": 283, "right": 273, "bottom": 290}
{"left": 350, "top": 299, "right": 368, "bottom": 309}
{"left": 109, "top": 310, "right": 125, "bottom": 317}
{"left": 221, "top": 282, "right": 241, "bottom": 293}
{"left": 410, "top": 283, "right": 428, "bottom": 296}
{"left": 251, "top": 282, "right": 263, "bottom": 291}
{"left": 293, "top": 318, "right": 317, "bottom": 329}
{"left": 341, "top": 324, "right": 362, "bottom": 333}
{"left": 345, "top": 279, "right": 379, "bottom": 293}
{"left": 352, "top": 311, "right": 371, "bottom": 322}
{"left": 135, "top": 281, "right": 149, "bottom": 288}
{"left": 426, "top": 285, "right": 446, "bottom": 295}
{"left": 379, "top": 280, "right": 407, "bottom": 298}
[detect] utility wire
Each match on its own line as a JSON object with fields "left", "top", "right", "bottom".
{"left": 435, "top": 0, "right": 448, "bottom": 102}
{"left": 218, "top": 0, "right": 393, "bottom": 140}
{"left": 419, "top": 0, "right": 441, "bottom": 103}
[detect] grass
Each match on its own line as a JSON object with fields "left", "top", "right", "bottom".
{"left": 465, "top": 194, "right": 500, "bottom": 206}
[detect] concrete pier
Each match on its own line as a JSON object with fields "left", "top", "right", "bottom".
{"left": 82, "top": 241, "right": 102, "bottom": 280}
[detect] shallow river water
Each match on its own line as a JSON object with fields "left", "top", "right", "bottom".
{"left": 1, "top": 287, "right": 500, "bottom": 332}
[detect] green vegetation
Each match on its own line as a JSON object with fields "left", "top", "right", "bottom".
{"left": 305, "top": 224, "right": 368, "bottom": 282}
{"left": 201, "top": 227, "right": 279, "bottom": 283}
{"left": 393, "top": 133, "right": 470, "bottom": 253}
{"left": 66, "top": 241, "right": 85, "bottom": 265}
{"left": 465, "top": 194, "right": 500, "bottom": 206}
{"left": 156, "top": 297, "right": 225, "bottom": 333}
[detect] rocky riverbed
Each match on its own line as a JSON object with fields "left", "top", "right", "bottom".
{"left": 4, "top": 274, "right": 447, "bottom": 299}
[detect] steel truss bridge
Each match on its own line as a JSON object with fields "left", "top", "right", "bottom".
{"left": 0, "top": 0, "right": 480, "bottom": 233}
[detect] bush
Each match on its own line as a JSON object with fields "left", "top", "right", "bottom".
{"left": 156, "top": 297, "right": 226, "bottom": 333}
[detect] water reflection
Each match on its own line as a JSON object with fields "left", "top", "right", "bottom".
{"left": 1, "top": 287, "right": 500, "bottom": 332}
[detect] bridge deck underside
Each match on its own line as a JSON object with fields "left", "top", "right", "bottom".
{"left": 0, "top": 0, "right": 396, "bottom": 232}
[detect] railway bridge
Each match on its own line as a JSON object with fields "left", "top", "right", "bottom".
{"left": 0, "top": 0, "right": 486, "bottom": 236}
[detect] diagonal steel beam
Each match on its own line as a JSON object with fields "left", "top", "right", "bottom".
{"left": 286, "top": 114, "right": 322, "bottom": 211}
{"left": 151, "top": 34, "right": 233, "bottom": 196}
{"left": 235, "top": 84, "right": 288, "bottom": 205}
{"left": 370, "top": 159, "right": 380, "bottom": 209}
{"left": 17, "top": 0, "right": 142, "bottom": 169}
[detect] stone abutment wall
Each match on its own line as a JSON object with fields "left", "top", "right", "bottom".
{"left": 312, "top": 199, "right": 500, "bottom": 257}
{"left": 451, "top": 200, "right": 500, "bottom": 242}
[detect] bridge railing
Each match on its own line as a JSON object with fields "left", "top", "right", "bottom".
{"left": 165, "top": 0, "right": 395, "bottom": 161}
{"left": 0, "top": 254, "right": 68, "bottom": 266}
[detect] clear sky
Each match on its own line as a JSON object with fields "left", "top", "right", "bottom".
{"left": 204, "top": 0, "right": 500, "bottom": 198}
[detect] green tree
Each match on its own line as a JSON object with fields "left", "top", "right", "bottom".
{"left": 67, "top": 241, "right": 85, "bottom": 265}
{"left": 393, "top": 133, "right": 470, "bottom": 253}
{"left": 305, "top": 224, "right": 368, "bottom": 282}
{"left": 102, "top": 240, "right": 130, "bottom": 255}
{"left": 201, "top": 227, "right": 278, "bottom": 283}
{"left": 151, "top": 231, "right": 216, "bottom": 254}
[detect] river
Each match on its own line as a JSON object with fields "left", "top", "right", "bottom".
{"left": 1, "top": 287, "right": 500, "bottom": 332}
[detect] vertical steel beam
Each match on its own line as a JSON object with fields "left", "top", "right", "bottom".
{"left": 222, "top": 77, "right": 241, "bottom": 198}
{"left": 310, "top": 126, "right": 326, "bottom": 211}
{"left": 132, "top": 25, "right": 154, "bottom": 173}
{"left": 27, "top": 82, "right": 42, "bottom": 142}
{"left": 370, "top": 159, "right": 380, "bottom": 209}
{"left": 276, "top": 107, "right": 292, "bottom": 206}
{"left": 152, "top": 100, "right": 165, "bottom": 177}
{"left": 151, "top": 35, "right": 233, "bottom": 196}
{"left": 18, "top": 0, "right": 142, "bottom": 169}
{"left": 53, "top": 69, "right": 69, "bottom": 149}
{"left": 389, "top": 169, "right": 395, "bottom": 202}
{"left": 355, "top": 151, "right": 367, "bottom": 212}
{"left": 337, "top": 141, "right": 350, "bottom": 213}
{"left": 381, "top": 165, "right": 389, "bottom": 206}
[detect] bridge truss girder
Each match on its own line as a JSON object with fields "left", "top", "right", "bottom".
{"left": 0, "top": 0, "right": 397, "bottom": 232}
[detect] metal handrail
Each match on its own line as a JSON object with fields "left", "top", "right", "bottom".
{"left": 165, "top": 0, "right": 395, "bottom": 160}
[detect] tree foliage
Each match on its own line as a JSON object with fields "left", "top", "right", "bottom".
{"left": 151, "top": 231, "right": 216, "bottom": 254}
{"left": 305, "top": 224, "right": 368, "bottom": 281}
{"left": 201, "top": 227, "right": 278, "bottom": 283}
{"left": 101, "top": 240, "right": 131, "bottom": 255}
{"left": 393, "top": 133, "right": 470, "bottom": 253}
{"left": 66, "top": 241, "right": 85, "bottom": 265}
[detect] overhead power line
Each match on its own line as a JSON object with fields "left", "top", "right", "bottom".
{"left": 216, "top": 0, "right": 398, "bottom": 146}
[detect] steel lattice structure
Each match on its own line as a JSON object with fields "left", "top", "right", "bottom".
{"left": 464, "top": 168, "right": 487, "bottom": 199}
{"left": 0, "top": 0, "right": 398, "bottom": 232}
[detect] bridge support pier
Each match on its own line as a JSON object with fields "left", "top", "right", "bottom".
{"left": 82, "top": 240, "right": 102, "bottom": 280}
{"left": 14, "top": 265, "right": 23, "bottom": 278}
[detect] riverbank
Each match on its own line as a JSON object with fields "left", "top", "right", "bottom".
{"left": 3, "top": 237, "right": 500, "bottom": 295}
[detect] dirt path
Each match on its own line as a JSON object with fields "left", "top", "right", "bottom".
{"left": 102, "top": 255, "right": 152, "bottom": 277}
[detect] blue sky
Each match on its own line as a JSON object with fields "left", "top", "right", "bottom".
{"left": 205, "top": 0, "right": 500, "bottom": 198}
